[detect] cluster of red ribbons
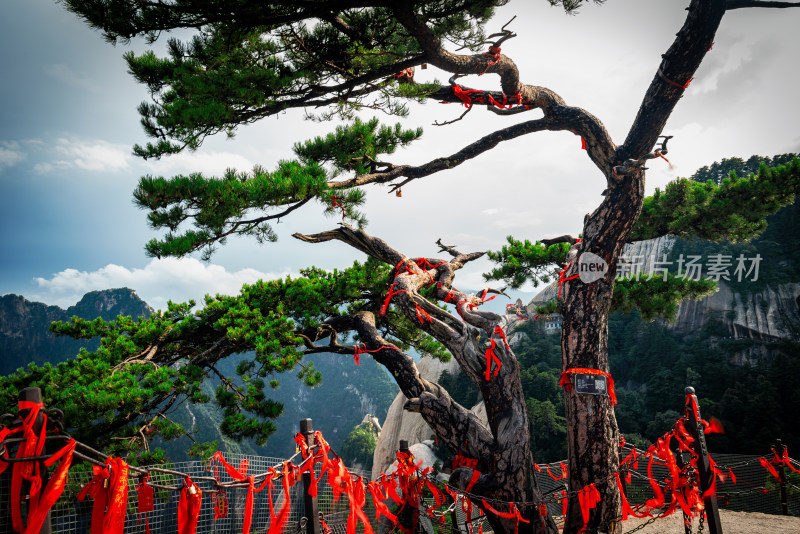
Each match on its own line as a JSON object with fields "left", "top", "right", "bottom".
{"left": 484, "top": 326, "right": 510, "bottom": 381}
{"left": 613, "top": 400, "right": 725, "bottom": 524}
{"left": 440, "top": 283, "right": 497, "bottom": 320}
{"left": 760, "top": 445, "right": 800, "bottom": 481}
{"left": 0, "top": 399, "right": 77, "bottom": 534}
{"left": 379, "top": 257, "right": 450, "bottom": 324}
{"left": 450, "top": 85, "right": 526, "bottom": 111}
{"left": 559, "top": 367, "right": 618, "bottom": 405}
{"left": 77, "top": 456, "right": 130, "bottom": 534}
{"left": 210, "top": 450, "right": 297, "bottom": 534}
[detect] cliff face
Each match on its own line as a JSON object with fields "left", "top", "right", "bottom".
{"left": 0, "top": 288, "right": 153, "bottom": 375}
{"left": 672, "top": 281, "right": 800, "bottom": 363}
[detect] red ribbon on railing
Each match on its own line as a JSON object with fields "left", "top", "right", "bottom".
{"left": 77, "top": 457, "right": 129, "bottom": 534}
{"left": 0, "top": 400, "right": 77, "bottom": 534}
{"left": 211, "top": 452, "right": 259, "bottom": 534}
{"left": 546, "top": 462, "right": 567, "bottom": 481}
{"left": 559, "top": 368, "right": 617, "bottom": 405}
{"left": 267, "top": 466, "right": 294, "bottom": 534}
{"left": 136, "top": 475, "right": 154, "bottom": 534}
{"left": 177, "top": 476, "right": 203, "bottom": 534}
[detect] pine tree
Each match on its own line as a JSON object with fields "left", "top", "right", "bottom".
{"left": 9, "top": 1, "right": 800, "bottom": 532}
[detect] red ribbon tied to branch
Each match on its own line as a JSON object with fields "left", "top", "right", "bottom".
{"left": 484, "top": 326, "right": 510, "bottom": 381}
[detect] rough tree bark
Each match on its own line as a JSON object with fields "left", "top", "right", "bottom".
{"left": 556, "top": 2, "right": 726, "bottom": 532}
{"left": 295, "top": 226, "right": 559, "bottom": 534}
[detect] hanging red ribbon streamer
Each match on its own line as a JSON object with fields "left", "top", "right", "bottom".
{"left": 16, "top": 438, "right": 76, "bottom": 534}
{"left": 267, "top": 466, "right": 294, "bottom": 534}
{"left": 484, "top": 326, "right": 510, "bottom": 381}
{"left": 577, "top": 484, "right": 602, "bottom": 531}
{"left": 331, "top": 195, "right": 346, "bottom": 220}
{"left": 137, "top": 475, "right": 154, "bottom": 534}
{"left": 178, "top": 477, "right": 203, "bottom": 534}
{"left": 559, "top": 367, "right": 617, "bottom": 405}
{"left": 211, "top": 452, "right": 257, "bottom": 534}
{"left": 77, "top": 457, "right": 129, "bottom": 534}
{"left": 1, "top": 399, "right": 77, "bottom": 534}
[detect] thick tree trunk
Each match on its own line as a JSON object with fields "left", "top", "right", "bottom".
{"left": 296, "top": 227, "right": 558, "bottom": 534}
{"left": 560, "top": 172, "right": 646, "bottom": 533}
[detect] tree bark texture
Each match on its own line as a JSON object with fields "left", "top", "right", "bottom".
{"left": 296, "top": 226, "right": 558, "bottom": 534}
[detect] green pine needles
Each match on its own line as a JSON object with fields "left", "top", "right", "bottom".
{"left": 135, "top": 117, "right": 422, "bottom": 259}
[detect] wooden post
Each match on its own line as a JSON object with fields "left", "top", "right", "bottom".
{"left": 775, "top": 439, "right": 789, "bottom": 516}
{"left": 17, "top": 387, "right": 53, "bottom": 534}
{"left": 684, "top": 387, "right": 723, "bottom": 534}
{"left": 300, "top": 418, "right": 321, "bottom": 534}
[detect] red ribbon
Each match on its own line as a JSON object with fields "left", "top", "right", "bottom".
{"left": 267, "top": 466, "right": 294, "bottom": 534}
{"left": 18, "top": 438, "right": 76, "bottom": 534}
{"left": 178, "top": 477, "right": 203, "bottom": 534}
{"left": 577, "top": 484, "right": 602, "bottom": 531}
{"left": 137, "top": 475, "right": 154, "bottom": 534}
{"left": 331, "top": 195, "right": 345, "bottom": 219}
{"left": 2, "top": 400, "right": 77, "bottom": 534}
{"left": 484, "top": 326, "right": 510, "bottom": 381}
{"left": 211, "top": 452, "right": 258, "bottom": 534}
{"left": 77, "top": 457, "right": 129, "bottom": 534}
{"left": 559, "top": 368, "right": 617, "bottom": 405}
{"left": 480, "top": 500, "right": 529, "bottom": 534}
{"left": 546, "top": 462, "right": 567, "bottom": 481}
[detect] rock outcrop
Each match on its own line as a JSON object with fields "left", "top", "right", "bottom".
{"left": 371, "top": 355, "right": 489, "bottom": 479}
{"left": 0, "top": 288, "right": 153, "bottom": 375}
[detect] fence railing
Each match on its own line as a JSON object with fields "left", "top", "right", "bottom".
{"left": 2, "top": 388, "right": 798, "bottom": 534}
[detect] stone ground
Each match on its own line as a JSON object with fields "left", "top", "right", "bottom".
{"left": 618, "top": 509, "right": 800, "bottom": 533}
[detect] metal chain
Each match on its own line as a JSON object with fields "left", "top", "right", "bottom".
{"left": 697, "top": 510, "right": 705, "bottom": 534}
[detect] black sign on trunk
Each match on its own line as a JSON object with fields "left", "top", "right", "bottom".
{"left": 573, "top": 373, "right": 608, "bottom": 396}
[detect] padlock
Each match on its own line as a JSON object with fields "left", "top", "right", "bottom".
{"left": 103, "top": 478, "right": 110, "bottom": 489}
{"left": 188, "top": 484, "right": 197, "bottom": 495}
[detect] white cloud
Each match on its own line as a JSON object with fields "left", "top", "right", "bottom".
{"left": 31, "top": 258, "right": 294, "bottom": 311}
{"left": 0, "top": 141, "right": 25, "bottom": 170}
{"left": 143, "top": 151, "right": 255, "bottom": 177}
{"left": 35, "top": 138, "right": 132, "bottom": 173}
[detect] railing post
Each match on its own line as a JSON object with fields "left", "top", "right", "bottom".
{"left": 300, "top": 418, "right": 321, "bottom": 534}
{"left": 19, "top": 387, "right": 53, "bottom": 534}
{"left": 775, "top": 439, "right": 789, "bottom": 516}
{"left": 684, "top": 387, "right": 723, "bottom": 534}
{"left": 672, "top": 443, "right": 694, "bottom": 534}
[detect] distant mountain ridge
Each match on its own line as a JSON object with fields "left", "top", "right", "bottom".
{"left": 0, "top": 288, "right": 397, "bottom": 460}
{"left": 0, "top": 288, "right": 153, "bottom": 376}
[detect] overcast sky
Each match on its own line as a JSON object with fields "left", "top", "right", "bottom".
{"left": 1, "top": 0, "right": 799, "bottom": 311}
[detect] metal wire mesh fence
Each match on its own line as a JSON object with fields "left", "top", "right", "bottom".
{"left": 1, "top": 447, "right": 797, "bottom": 534}
{"left": 0, "top": 452, "right": 372, "bottom": 534}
